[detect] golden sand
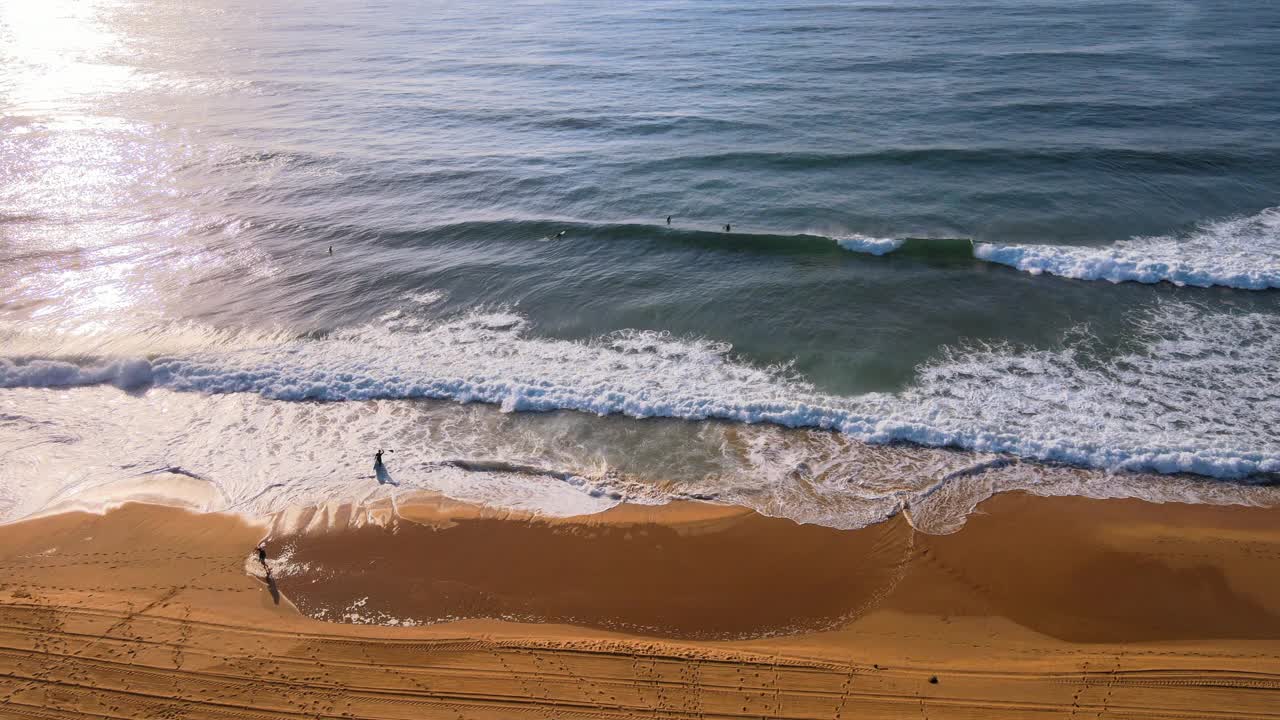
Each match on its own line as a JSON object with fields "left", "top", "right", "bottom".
{"left": 3, "top": 492, "right": 1280, "bottom": 718}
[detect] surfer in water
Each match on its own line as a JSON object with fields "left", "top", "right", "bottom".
{"left": 327, "top": 245, "right": 332, "bottom": 255}
{"left": 374, "top": 449, "right": 388, "bottom": 468}
{"left": 666, "top": 215, "right": 671, "bottom": 225}
{"left": 724, "top": 223, "right": 731, "bottom": 232}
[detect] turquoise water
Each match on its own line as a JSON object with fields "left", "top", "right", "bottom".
{"left": 2, "top": 0, "right": 1279, "bottom": 528}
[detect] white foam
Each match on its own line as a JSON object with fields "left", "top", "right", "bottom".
{"left": 708, "top": 426, "right": 1280, "bottom": 534}
{"left": 3, "top": 300, "right": 1277, "bottom": 482}
{"left": 835, "top": 234, "right": 904, "bottom": 256}
{"left": 0, "top": 384, "right": 625, "bottom": 526}
{"left": 0, "top": 357, "right": 154, "bottom": 390}
{"left": 974, "top": 207, "right": 1280, "bottom": 289}
{"left": 31, "top": 472, "right": 226, "bottom": 520}
{"left": 406, "top": 290, "right": 447, "bottom": 305}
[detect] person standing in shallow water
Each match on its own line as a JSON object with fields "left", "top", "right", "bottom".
{"left": 372, "top": 449, "right": 396, "bottom": 485}
{"left": 256, "top": 542, "right": 270, "bottom": 578}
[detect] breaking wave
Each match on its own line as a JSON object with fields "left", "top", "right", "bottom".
{"left": 552, "top": 207, "right": 1280, "bottom": 291}
{"left": 4, "top": 300, "right": 1278, "bottom": 480}
{"left": 826, "top": 207, "right": 1280, "bottom": 290}
{"left": 973, "top": 207, "right": 1280, "bottom": 288}
{"left": 835, "top": 235, "right": 904, "bottom": 255}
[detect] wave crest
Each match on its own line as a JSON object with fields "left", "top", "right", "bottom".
{"left": 0, "top": 357, "right": 153, "bottom": 391}
{"left": 3, "top": 300, "right": 1278, "bottom": 480}
{"left": 825, "top": 207, "right": 1280, "bottom": 290}
{"left": 973, "top": 207, "right": 1280, "bottom": 289}
{"left": 835, "top": 235, "right": 904, "bottom": 256}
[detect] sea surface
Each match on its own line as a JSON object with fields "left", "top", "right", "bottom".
{"left": 3, "top": 0, "right": 1280, "bottom": 531}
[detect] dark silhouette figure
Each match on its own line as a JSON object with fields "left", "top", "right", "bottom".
{"left": 374, "top": 448, "right": 398, "bottom": 485}
{"left": 327, "top": 245, "right": 333, "bottom": 255}
{"left": 666, "top": 215, "right": 671, "bottom": 225}
{"left": 724, "top": 224, "right": 731, "bottom": 232}
{"left": 254, "top": 541, "right": 279, "bottom": 603}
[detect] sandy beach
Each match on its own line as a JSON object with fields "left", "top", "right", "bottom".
{"left": 3, "top": 492, "right": 1280, "bottom": 719}
{"left": 6, "top": 1, "right": 1280, "bottom": 717}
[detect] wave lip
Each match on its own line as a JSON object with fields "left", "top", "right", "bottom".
{"left": 835, "top": 235, "right": 903, "bottom": 256}
{"left": 0, "top": 357, "right": 153, "bottom": 391}
{"left": 974, "top": 207, "right": 1280, "bottom": 289}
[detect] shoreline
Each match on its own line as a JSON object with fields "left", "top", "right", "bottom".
{"left": 4, "top": 492, "right": 1280, "bottom": 718}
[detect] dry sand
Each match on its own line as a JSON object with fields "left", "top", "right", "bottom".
{"left": 3, "top": 492, "right": 1280, "bottom": 718}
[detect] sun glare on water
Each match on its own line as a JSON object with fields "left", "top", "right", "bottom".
{"left": 0, "top": 0, "right": 139, "bottom": 114}
{"left": 0, "top": 0, "right": 188, "bottom": 335}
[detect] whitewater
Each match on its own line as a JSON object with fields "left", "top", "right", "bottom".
{"left": 4, "top": 298, "right": 1278, "bottom": 482}
{"left": 834, "top": 207, "right": 1280, "bottom": 290}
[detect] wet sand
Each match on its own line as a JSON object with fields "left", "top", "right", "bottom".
{"left": 3, "top": 493, "right": 1280, "bottom": 718}
{"left": 266, "top": 497, "right": 912, "bottom": 637}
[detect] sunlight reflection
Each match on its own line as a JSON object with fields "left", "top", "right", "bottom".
{"left": 0, "top": 0, "right": 138, "bottom": 113}
{"left": 0, "top": 0, "right": 175, "bottom": 331}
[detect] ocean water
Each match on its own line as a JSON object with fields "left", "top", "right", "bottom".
{"left": 3, "top": 0, "right": 1280, "bottom": 530}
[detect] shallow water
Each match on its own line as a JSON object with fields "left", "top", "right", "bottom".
{"left": 3, "top": 0, "right": 1280, "bottom": 527}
